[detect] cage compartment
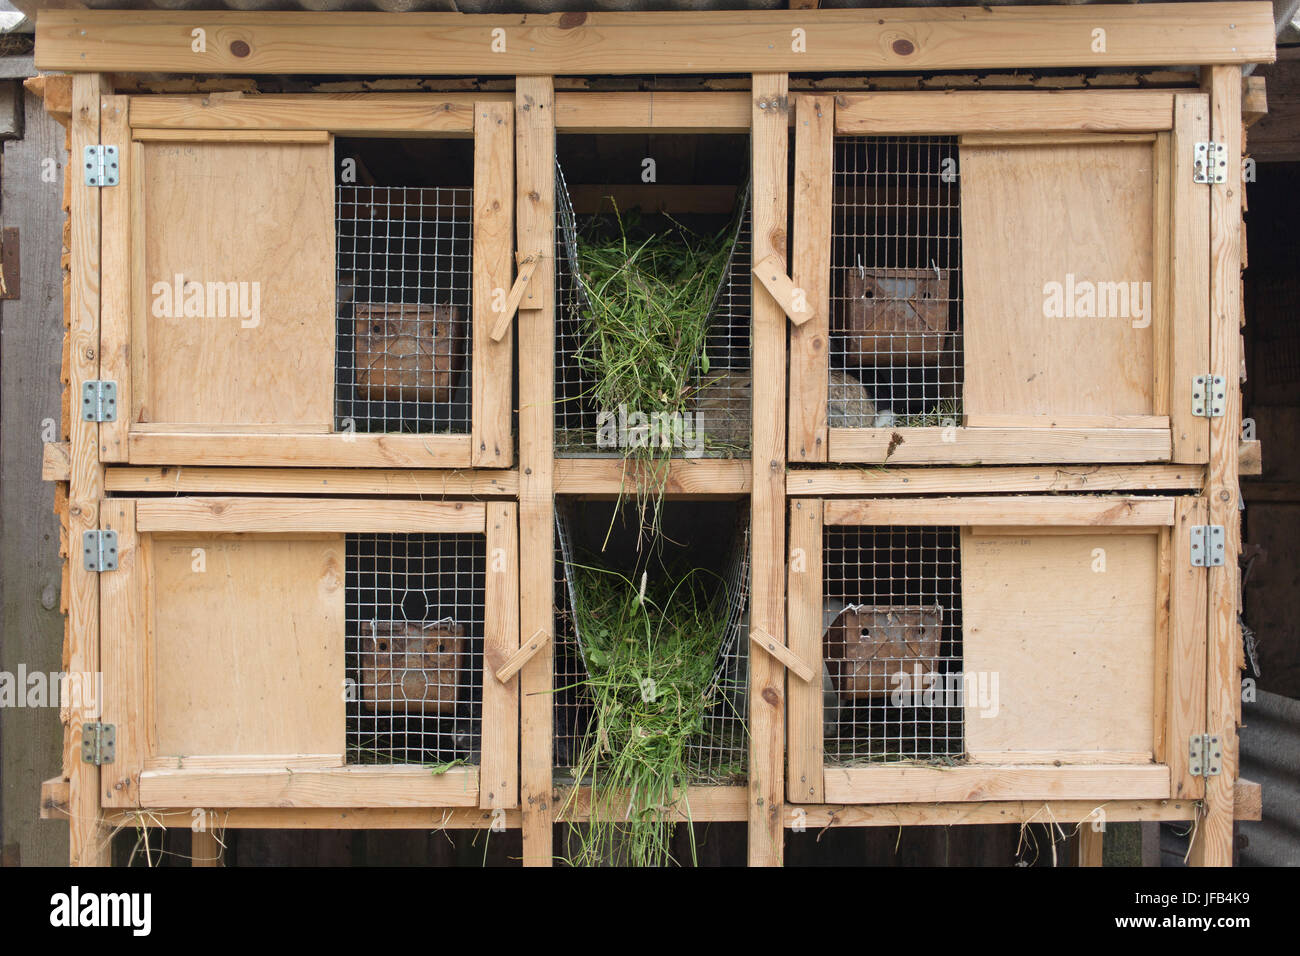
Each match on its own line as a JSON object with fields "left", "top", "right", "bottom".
{"left": 821, "top": 524, "right": 964, "bottom": 763}
{"left": 554, "top": 137, "right": 754, "bottom": 459}
{"left": 346, "top": 531, "right": 484, "bottom": 765}
{"left": 553, "top": 501, "right": 750, "bottom": 786}
{"left": 336, "top": 177, "right": 474, "bottom": 436}
{"left": 829, "top": 136, "right": 963, "bottom": 426}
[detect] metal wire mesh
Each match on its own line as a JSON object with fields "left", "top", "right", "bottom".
{"left": 830, "top": 137, "right": 963, "bottom": 428}
{"left": 336, "top": 186, "right": 474, "bottom": 435}
{"left": 553, "top": 506, "right": 749, "bottom": 783}
{"left": 346, "top": 532, "right": 485, "bottom": 765}
{"left": 554, "top": 162, "right": 753, "bottom": 457}
{"left": 822, "top": 525, "right": 964, "bottom": 763}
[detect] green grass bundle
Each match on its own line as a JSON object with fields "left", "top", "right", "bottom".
{"left": 561, "top": 560, "right": 731, "bottom": 867}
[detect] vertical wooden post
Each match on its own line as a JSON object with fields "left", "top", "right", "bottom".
{"left": 481, "top": 501, "right": 520, "bottom": 810}
{"left": 515, "top": 75, "right": 556, "bottom": 867}
{"left": 749, "top": 73, "right": 789, "bottom": 867}
{"left": 191, "top": 829, "right": 223, "bottom": 867}
{"left": 1075, "top": 828, "right": 1104, "bottom": 867}
{"left": 786, "top": 499, "right": 823, "bottom": 803}
{"left": 68, "top": 73, "right": 111, "bottom": 867}
{"left": 1190, "top": 65, "right": 1243, "bottom": 868}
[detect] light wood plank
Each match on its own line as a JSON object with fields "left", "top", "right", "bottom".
{"left": 555, "top": 92, "right": 751, "bottom": 132}
{"left": 1171, "top": 94, "right": 1212, "bottom": 463}
{"left": 823, "top": 495, "right": 1175, "bottom": 527}
{"left": 129, "top": 93, "right": 487, "bottom": 133}
{"left": 150, "top": 533, "right": 346, "bottom": 759}
{"left": 472, "top": 100, "right": 514, "bottom": 468}
{"left": 837, "top": 91, "right": 1174, "bottom": 133}
{"left": 786, "top": 499, "right": 823, "bottom": 803}
{"left": 1190, "top": 65, "right": 1244, "bottom": 869}
{"left": 752, "top": 253, "right": 812, "bottom": 324}
{"left": 962, "top": 530, "right": 1157, "bottom": 758}
{"left": 1168, "top": 497, "right": 1209, "bottom": 799}
{"left": 788, "top": 94, "right": 833, "bottom": 463}
{"left": 98, "top": 95, "right": 130, "bottom": 462}
{"left": 99, "top": 501, "right": 144, "bottom": 808}
{"left": 515, "top": 76, "right": 556, "bottom": 868}
{"left": 133, "top": 128, "right": 330, "bottom": 144}
{"left": 556, "top": 786, "right": 746, "bottom": 822}
{"left": 145, "top": 754, "right": 343, "bottom": 771}
{"left": 108, "top": 806, "right": 515, "bottom": 830}
{"left": 127, "top": 433, "right": 474, "bottom": 468}
{"left": 68, "top": 72, "right": 111, "bottom": 868}
{"left": 964, "top": 415, "right": 1169, "bottom": 429}
{"left": 553, "top": 457, "right": 750, "bottom": 497}
{"left": 191, "top": 829, "right": 223, "bottom": 867}
{"left": 138, "top": 767, "right": 479, "bottom": 808}
{"left": 105, "top": 466, "right": 518, "bottom": 496}
{"left": 823, "top": 765, "right": 1170, "bottom": 804}
{"left": 791, "top": 798, "right": 1196, "bottom": 828}
{"left": 136, "top": 497, "right": 486, "bottom": 534}
{"left": 1076, "top": 828, "right": 1104, "bottom": 867}
{"left": 41, "top": 441, "right": 70, "bottom": 482}
{"left": 480, "top": 502, "right": 519, "bottom": 810}
{"left": 962, "top": 139, "right": 1157, "bottom": 422}
{"left": 749, "top": 72, "right": 789, "bottom": 868}
{"left": 828, "top": 427, "right": 1170, "bottom": 464}
{"left": 786, "top": 464, "right": 1205, "bottom": 496}
{"left": 36, "top": 7, "right": 1277, "bottom": 75}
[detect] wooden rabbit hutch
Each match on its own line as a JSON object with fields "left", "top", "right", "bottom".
{"left": 29, "top": 3, "right": 1271, "bottom": 867}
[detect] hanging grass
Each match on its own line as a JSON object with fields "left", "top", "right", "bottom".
{"left": 560, "top": 559, "right": 733, "bottom": 867}
{"left": 573, "top": 206, "right": 735, "bottom": 540}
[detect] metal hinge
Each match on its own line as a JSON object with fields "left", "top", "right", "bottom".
{"left": 82, "top": 145, "right": 119, "bottom": 187}
{"left": 1191, "top": 375, "right": 1225, "bottom": 418}
{"left": 1190, "top": 525, "right": 1226, "bottom": 567}
{"left": 81, "top": 380, "right": 118, "bottom": 422}
{"left": 1189, "top": 734, "right": 1222, "bottom": 777}
{"left": 1193, "top": 141, "right": 1227, "bottom": 184}
{"left": 82, "top": 530, "right": 119, "bottom": 573}
{"left": 81, "top": 723, "right": 116, "bottom": 766}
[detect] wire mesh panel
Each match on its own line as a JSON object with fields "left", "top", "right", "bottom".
{"left": 553, "top": 507, "right": 749, "bottom": 784}
{"left": 336, "top": 186, "right": 474, "bottom": 435}
{"left": 830, "top": 137, "right": 962, "bottom": 427}
{"left": 554, "top": 163, "right": 753, "bottom": 458}
{"left": 822, "top": 525, "right": 964, "bottom": 763}
{"left": 346, "top": 532, "right": 484, "bottom": 765}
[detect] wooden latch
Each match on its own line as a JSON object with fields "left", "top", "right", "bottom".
{"left": 752, "top": 253, "right": 812, "bottom": 326}
{"left": 493, "top": 628, "right": 550, "bottom": 684}
{"left": 489, "top": 252, "right": 542, "bottom": 342}
{"left": 749, "top": 628, "right": 814, "bottom": 682}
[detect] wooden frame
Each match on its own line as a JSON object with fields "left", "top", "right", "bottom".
{"left": 35, "top": 6, "right": 1275, "bottom": 75}
{"left": 786, "top": 495, "right": 1206, "bottom": 809}
{"left": 788, "top": 90, "right": 1210, "bottom": 467}
{"left": 97, "top": 93, "right": 515, "bottom": 469}
{"left": 97, "top": 497, "right": 520, "bottom": 811}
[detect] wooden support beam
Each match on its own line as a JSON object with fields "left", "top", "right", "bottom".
{"left": 1190, "top": 64, "right": 1244, "bottom": 869}
{"left": 67, "top": 72, "right": 111, "bottom": 868}
{"left": 1075, "top": 827, "right": 1105, "bottom": 867}
{"left": 1239, "top": 439, "right": 1261, "bottom": 475}
{"left": 40, "top": 777, "right": 70, "bottom": 820}
{"left": 750, "top": 629, "right": 814, "bottom": 683}
{"left": 1234, "top": 778, "right": 1261, "bottom": 821}
{"left": 104, "top": 466, "right": 519, "bottom": 496}
{"left": 134, "top": 497, "right": 487, "bottom": 534}
{"left": 553, "top": 458, "right": 750, "bottom": 497}
{"left": 191, "top": 829, "right": 223, "bottom": 867}
{"left": 41, "top": 441, "right": 70, "bottom": 482}
{"left": 787, "top": 464, "right": 1205, "bottom": 496}
{"left": 749, "top": 72, "right": 789, "bottom": 868}
{"left": 35, "top": 7, "right": 1276, "bottom": 76}
{"left": 492, "top": 629, "right": 549, "bottom": 685}
{"left": 488, "top": 254, "right": 538, "bottom": 343}
{"left": 515, "top": 75, "right": 556, "bottom": 868}
{"left": 752, "top": 253, "right": 813, "bottom": 325}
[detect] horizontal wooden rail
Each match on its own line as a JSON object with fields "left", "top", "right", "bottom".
{"left": 820, "top": 495, "right": 1175, "bottom": 527}
{"left": 828, "top": 426, "right": 1171, "bottom": 464}
{"left": 137, "top": 766, "right": 480, "bottom": 808}
{"left": 127, "top": 433, "right": 473, "bottom": 468}
{"left": 129, "top": 93, "right": 499, "bottom": 134}
{"left": 823, "top": 764, "right": 1171, "bottom": 804}
{"left": 35, "top": 6, "right": 1275, "bottom": 75}
{"left": 836, "top": 91, "right": 1176, "bottom": 133}
{"left": 105, "top": 466, "right": 519, "bottom": 496}
{"left": 553, "top": 457, "right": 751, "bottom": 497}
{"left": 135, "top": 496, "right": 487, "bottom": 533}
{"left": 555, "top": 92, "right": 751, "bottom": 132}
{"left": 786, "top": 464, "right": 1204, "bottom": 496}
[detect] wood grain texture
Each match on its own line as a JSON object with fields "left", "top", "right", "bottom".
{"left": 135, "top": 137, "right": 334, "bottom": 431}
{"left": 127, "top": 433, "right": 474, "bottom": 468}
{"left": 514, "top": 76, "right": 556, "bottom": 867}
{"left": 98, "top": 96, "right": 130, "bottom": 461}
{"left": 480, "top": 502, "right": 519, "bottom": 810}
{"left": 98, "top": 501, "right": 144, "bottom": 807}
{"left": 1170, "top": 94, "right": 1212, "bottom": 463}
{"left": 786, "top": 464, "right": 1205, "bottom": 496}
{"left": 35, "top": 6, "right": 1277, "bottom": 75}
{"left": 788, "top": 95, "right": 832, "bottom": 462}
{"left": 67, "top": 73, "right": 110, "bottom": 867}
{"left": 828, "top": 427, "right": 1171, "bottom": 464}
{"left": 962, "top": 139, "right": 1156, "bottom": 420}
{"left": 962, "top": 530, "right": 1157, "bottom": 758}
{"left": 138, "top": 766, "right": 478, "bottom": 808}
{"left": 555, "top": 92, "right": 751, "bottom": 132}
{"left": 837, "top": 91, "right": 1175, "bottom": 133}
{"left": 823, "top": 495, "right": 1175, "bottom": 527}
{"left": 1167, "top": 497, "right": 1208, "bottom": 799}
{"left": 749, "top": 73, "right": 789, "bottom": 867}
{"left": 792, "top": 797, "right": 1196, "bottom": 827}
{"left": 472, "top": 100, "right": 514, "bottom": 467}
{"left": 824, "top": 765, "right": 1170, "bottom": 803}
{"left": 128, "top": 94, "right": 489, "bottom": 132}
{"left": 136, "top": 497, "right": 486, "bottom": 534}
{"left": 786, "top": 499, "right": 823, "bottom": 802}
{"left": 105, "top": 466, "right": 517, "bottom": 496}
{"left": 553, "top": 457, "right": 750, "bottom": 497}
{"left": 150, "top": 533, "right": 345, "bottom": 759}
{"left": 1190, "top": 65, "right": 1243, "bottom": 868}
